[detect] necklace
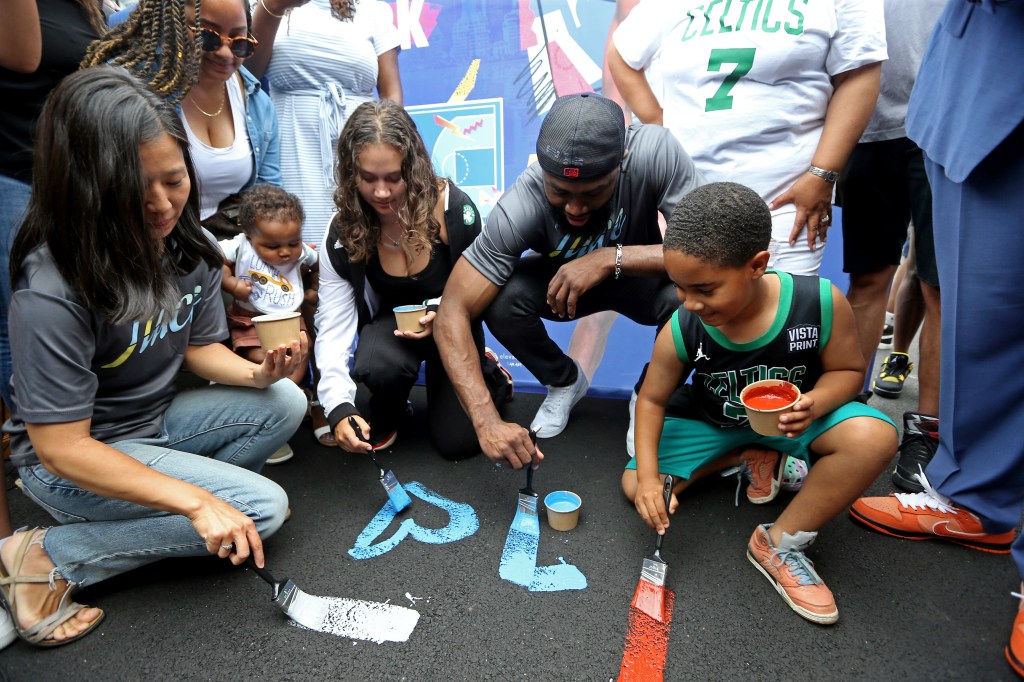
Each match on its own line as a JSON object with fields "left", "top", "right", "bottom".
{"left": 190, "top": 85, "right": 226, "bottom": 118}
{"left": 380, "top": 226, "right": 404, "bottom": 248}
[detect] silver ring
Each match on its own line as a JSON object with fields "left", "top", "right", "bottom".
{"left": 820, "top": 215, "right": 830, "bottom": 224}
{"left": 221, "top": 544, "right": 234, "bottom": 551}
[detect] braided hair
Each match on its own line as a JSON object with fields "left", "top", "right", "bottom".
{"left": 329, "top": 0, "right": 354, "bottom": 22}
{"left": 81, "top": 0, "right": 201, "bottom": 105}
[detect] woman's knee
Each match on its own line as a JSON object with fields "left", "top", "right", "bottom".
{"left": 265, "top": 380, "right": 307, "bottom": 432}
{"left": 250, "top": 478, "right": 289, "bottom": 539}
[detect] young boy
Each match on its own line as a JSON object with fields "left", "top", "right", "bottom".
{"left": 220, "top": 184, "right": 322, "bottom": 460}
{"left": 623, "top": 182, "right": 897, "bottom": 625}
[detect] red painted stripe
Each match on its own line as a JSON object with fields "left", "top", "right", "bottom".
{"left": 618, "top": 589, "right": 675, "bottom": 682}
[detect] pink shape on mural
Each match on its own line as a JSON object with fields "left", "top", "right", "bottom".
{"left": 546, "top": 40, "right": 594, "bottom": 97}
{"left": 388, "top": 2, "right": 442, "bottom": 41}
{"left": 519, "top": 0, "right": 538, "bottom": 50}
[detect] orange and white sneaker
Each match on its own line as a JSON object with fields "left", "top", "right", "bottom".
{"left": 849, "top": 472, "right": 1015, "bottom": 554}
{"left": 740, "top": 449, "right": 781, "bottom": 504}
{"left": 1007, "top": 586, "right": 1024, "bottom": 678}
{"left": 747, "top": 524, "right": 838, "bottom": 625}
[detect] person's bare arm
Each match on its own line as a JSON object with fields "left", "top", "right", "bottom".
{"left": 376, "top": 48, "right": 403, "bottom": 104}
{"left": 606, "top": 44, "right": 663, "bottom": 125}
{"left": 26, "top": 419, "right": 265, "bottom": 566}
{"left": 771, "top": 62, "right": 882, "bottom": 248}
{"left": 633, "top": 323, "right": 687, "bottom": 534}
{"left": 546, "top": 243, "right": 666, "bottom": 319}
{"left": 435, "top": 258, "right": 541, "bottom": 469}
{"left": 247, "top": 0, "right": 310, "bottom": 78}
{"left": 779, "top": 285, "right": 865, "bottom": 436}
{"left": 183, "top": 338, "right": 307, "bottom": 389}
{"left": 0, "top": 0, "right": 42, "bottom": 73}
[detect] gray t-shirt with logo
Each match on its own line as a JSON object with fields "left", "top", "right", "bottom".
{"left": 6, "top": 246, "right": 227, "bottom": 468}
{"left": 462, "top": 123, "right": 705, "bottom": 286}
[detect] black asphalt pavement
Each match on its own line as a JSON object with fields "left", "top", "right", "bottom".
{"left": 2, "top": 352, "right": 1020, "bottom": 681}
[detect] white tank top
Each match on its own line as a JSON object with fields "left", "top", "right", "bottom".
{"left": 182, "top": 75, "right": 254, "bottom": 220}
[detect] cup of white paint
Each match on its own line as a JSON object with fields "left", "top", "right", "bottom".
{"left": 544, "top": 491, "right": 582, "bottom": 531}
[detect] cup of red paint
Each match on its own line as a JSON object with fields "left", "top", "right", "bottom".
{"left": 740, "top": 379, "right": 801, "bottom": 437}
{"left": 544, "top": 491, "right": 582, "bottom": 531}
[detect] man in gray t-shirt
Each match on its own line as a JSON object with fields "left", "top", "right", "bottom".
{"left": 435, "top": 93, "right": 704, "bottom": 468}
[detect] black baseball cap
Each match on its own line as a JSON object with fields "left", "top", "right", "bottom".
{"left": 536, "top": 93, "right": 625, "bottom": 181}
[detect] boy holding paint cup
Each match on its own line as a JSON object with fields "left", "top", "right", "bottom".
{"left": 623, "top": 182, "right": 897, "bottom": 625}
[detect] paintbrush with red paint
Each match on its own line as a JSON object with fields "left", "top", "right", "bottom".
{"left": 630, "top": 475, "right": 674, "bottom": 622}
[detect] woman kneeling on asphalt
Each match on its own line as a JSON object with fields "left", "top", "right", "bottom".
{"left": 0, "top": 66, "right": 308, "bottom": 647}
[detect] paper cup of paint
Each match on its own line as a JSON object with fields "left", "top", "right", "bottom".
{"left": 394, "top": 304, "right": 427, "bottom": 333}
{"left": 544, "top": 491, "right": 582, "bottom": 531}
{"left": 740, "top": 379, "right": 801, "bottom": 437}
{"left": 252, "top": 311, "right": 301, "bottom": 353}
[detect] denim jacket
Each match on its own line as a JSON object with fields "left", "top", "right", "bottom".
{"left": 238, "top": 67, "right": 281, "bottom": 189}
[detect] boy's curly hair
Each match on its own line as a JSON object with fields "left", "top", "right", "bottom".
{"left": 239, "top": 184, "right": 305, "bottom": 234}
{"left": 664, "top": 182, "right": 772, "bottom": 267}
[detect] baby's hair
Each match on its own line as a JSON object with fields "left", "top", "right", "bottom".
{"left": 81, "top": 0, "right": 201, "bottom": 105}
{"left": 663, "top": 182, "right": 772, "bottom": 267}
{"left": 239, "top": 184, "right": 305, "bottom": 235}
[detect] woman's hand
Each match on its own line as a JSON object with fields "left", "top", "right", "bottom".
{"left": 779, "top": 393, "right": 816, "bottom": 438}
{"left": 634, "top": 476, "right": 676, "bottom": 535}
{"left": 252, "top": 332, "right": 308, "bottom": 389}
{"left": 188, "top": 495, "right": 264, "bottom": 567}
{"left": 770, "top": 173, "right": 834, "bottom": 251}
{"left": 394, "top": 310, "right": 436, "bottom": 340}
{"left": 335, "top": 414, "right": 373, "bottom": 453}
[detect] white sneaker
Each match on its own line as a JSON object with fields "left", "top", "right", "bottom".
{"left": 626, "top": 390, "right": 637, "bottom": 459}
{"left": 0, "top": 609, "right": 16, "bottom": 650}
{"left": 530, "top": 360, "right": 589, "bottom": 438}
{"left": 265, "top": 443, "right": 294, "bottom": 465}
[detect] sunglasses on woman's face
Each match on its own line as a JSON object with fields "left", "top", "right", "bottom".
{"left": 197, "top": 28, "right": 258, "bottom": 59}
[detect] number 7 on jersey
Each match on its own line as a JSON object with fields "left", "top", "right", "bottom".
{"left": 705, "top": 48, "right": 756, "bottom": 112}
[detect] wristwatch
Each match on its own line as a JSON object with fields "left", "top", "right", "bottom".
{"left": 807, "top": 165, "right": 839, "bottom": 183}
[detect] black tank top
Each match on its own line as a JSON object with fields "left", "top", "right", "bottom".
{"left": 670, "top": 271, "right": 833, "bottom": 428}
{"left": 366, "top": 242, "right": 452, "bottom": 312}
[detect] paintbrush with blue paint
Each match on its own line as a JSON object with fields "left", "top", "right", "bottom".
{"left": 349, "top": 416, "right": 412, "bottom": 512}
{"left": 498, "top": 430, "right": 540, "bottom": 586}
{"left": 631, "top": 475, "right": 674, "bottom": 623}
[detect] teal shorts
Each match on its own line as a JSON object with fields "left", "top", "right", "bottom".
{"left": 625, "top": 401, "right": 896, "bottom": 480}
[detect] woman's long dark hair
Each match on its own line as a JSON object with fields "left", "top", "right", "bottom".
{"left": 10, "top": 66, "right": 223, "bottom": 326}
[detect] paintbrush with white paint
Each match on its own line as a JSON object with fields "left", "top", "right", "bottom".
{"left": 349, "top": 416, "right": 412, "bottom": 512}
{"left": 247, "top": 558, "right": 330, "bottom": 630}
{"left": 631, "top": 475, "right": 674, "bottom": 623}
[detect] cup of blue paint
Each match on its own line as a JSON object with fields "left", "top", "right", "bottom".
{"left": 544, "top": 491, "right": 582, "bottom": 531}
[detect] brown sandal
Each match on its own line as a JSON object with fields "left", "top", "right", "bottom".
{"left": 0, "top": 528, "right": 105, "bottom": 647}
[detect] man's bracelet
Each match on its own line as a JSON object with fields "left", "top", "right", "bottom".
{"left": 614, "top": 243, "right": 623, "bottom": 280}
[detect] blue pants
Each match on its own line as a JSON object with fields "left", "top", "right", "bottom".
{"left": 923, "top": 121, "right": 1024, "bottom": 578}
{"left": 0, "top": 174, "right": 31, "bottom": 409}
{"left": 17, "top": 381, "right": 306, "bottom": 587}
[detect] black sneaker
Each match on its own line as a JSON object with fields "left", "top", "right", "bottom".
{"left": 873, "top": 352, "right": 913, "bottom": 398}
{"left": 892, "top": 412, "right": 939, "bottom": 492}
{"left": 878, "top": 322, "right": 894, "bottom": 350}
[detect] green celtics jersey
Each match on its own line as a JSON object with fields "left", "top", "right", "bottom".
{"left": 669, "top": 271, "right": 833, "bottom": 428}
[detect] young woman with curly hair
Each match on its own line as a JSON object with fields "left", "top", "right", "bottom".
{"left": 314, "top": 99, "right": 513, "bottom": 460}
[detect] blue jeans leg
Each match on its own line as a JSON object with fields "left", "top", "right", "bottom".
{"left": 0, "top": 174, "right": 31, "bottom": 408}
{"left": 17, "top": 381, "right": 306, "bottom": 586}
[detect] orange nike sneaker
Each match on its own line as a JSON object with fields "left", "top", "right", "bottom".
{"left": 850, "top": 476, "right": 1015, "bottom": 553}
{"left": 1007, "top": 587, "right": 1024, "bottom": 678}
{"left": 739, "top": 448, "right": 781, "bottom": 504}
{"left": 747, "top": 524, "right": 838, "bottom": 625}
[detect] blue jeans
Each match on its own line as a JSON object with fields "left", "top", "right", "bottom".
{"left": 16, "top": 380, "right": 306, "bottom": 586}
{"left": 0, "top": 174, "right": 31, "bottom": 409}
